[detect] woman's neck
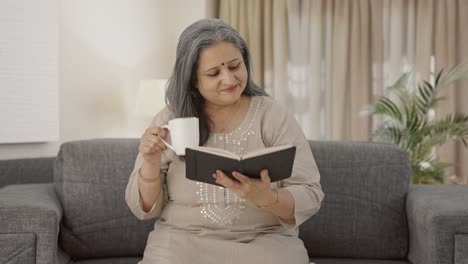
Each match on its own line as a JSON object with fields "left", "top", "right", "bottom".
{"left": 205, "top": 96, "right": 248, "bottom": 133}
{"left": 205, "top": 96, "right": 242, "bottom": 115}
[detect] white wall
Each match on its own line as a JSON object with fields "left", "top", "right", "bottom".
{"left": 0, "top": 0, "right": 60, "bottom": 144}
{"left": 0, "top": 0, "right": 209, "bottom": 159}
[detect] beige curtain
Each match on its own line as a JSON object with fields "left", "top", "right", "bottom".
{"left": 217, "top": 0, "right": 468, "bottom": 183}
{"left": 458, "top": 1, "right": 468, "bottom": 184}
{"left": 219, "top": 0, "right": 289, "bottom": 107}
{"left": 380, "top": 0, "right": 468, "bottom": 183}
{"left": 330, "top": 0, "right": 372, "bottom": 140}
{"left": 432, "top": 0, "right": 468, "bottom": 183}
{"left": 219, "top": 0, "right": 373, "bottom": 140}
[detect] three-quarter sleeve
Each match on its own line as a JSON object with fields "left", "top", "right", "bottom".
{"left": 125, "top": 107, "right": 173, "bottom": 220}
{"left": 260, "top": 97, "right": 324, "bottom": 229}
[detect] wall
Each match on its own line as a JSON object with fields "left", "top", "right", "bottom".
{"left": 0, "top": 0, "right": 60, "bottom": 144}
{"left": 0, "top": 0, "right": 209, "bottom": 159}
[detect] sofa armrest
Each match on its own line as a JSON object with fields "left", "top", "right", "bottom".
{"left": 0, "top": 184, "right": 62, "bottom": 264}
{"left": 407, "top": 184, "right": 468, "bottom": 264}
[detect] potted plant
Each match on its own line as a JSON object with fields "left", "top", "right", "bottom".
{"left": 364, "top": 64, "right": 468, "bottom": 184}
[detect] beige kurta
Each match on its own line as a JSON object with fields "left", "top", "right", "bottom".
{"left": 125, "top": 96, "right": 324, "bottom": 264}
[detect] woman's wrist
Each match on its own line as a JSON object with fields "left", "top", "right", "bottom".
{"left": 139, "top": 161, "right": 162, "bottom": 183}
{"left": 258, "top": 189, "right": 279, "bottom": 208}
{"left": 138, "top": 170, "right": 161, "bottom": 183}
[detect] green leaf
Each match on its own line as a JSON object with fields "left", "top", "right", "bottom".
{"left": 434, "top": 69, "right": 444, "bottom": 87}
{"left": 368, "top": 63, "right": 468, "bottom": 184}
{"left": 374, "top": 97, "right": 403, "bottom": 123}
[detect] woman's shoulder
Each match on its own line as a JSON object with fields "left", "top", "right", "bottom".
{"left": 254, "top": 95, "right": 288, "bottom": 118}
{"left": 149, "top": 107, "right": 176, "bottom": 127}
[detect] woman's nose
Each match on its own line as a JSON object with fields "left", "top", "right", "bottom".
{"left": 220, "top": 69, "right": 235, "bottom": 84}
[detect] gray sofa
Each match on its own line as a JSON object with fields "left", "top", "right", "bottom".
{"left": 1, "top": 138, "right": 467, "bottom": 264}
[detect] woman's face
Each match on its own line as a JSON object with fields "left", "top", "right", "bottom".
{"left": 195, "top": 41, "right": 248, "bottom": 108}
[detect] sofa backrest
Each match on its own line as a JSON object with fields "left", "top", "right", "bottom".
{"left": 54, "top": 138, "right": 151, "bottom": 259}
{"left": 300, "top": 141, "right": 410, "bottom": 259}
{"left": 0, "top": 157, "right": 54, "bottom": 188}
{"left": 54, "top": 138, "right": 410, "bottom": 260}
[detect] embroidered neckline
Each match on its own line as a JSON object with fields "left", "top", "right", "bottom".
{"left": 211, "top": 96, "right": 262, "bottom": 155}
{"left": 197, "top": 96, "right": 264, "bottom": 226}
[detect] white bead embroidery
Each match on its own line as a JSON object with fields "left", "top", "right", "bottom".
{"left": 197, "top": 97, "right": 263, "bottom": 225}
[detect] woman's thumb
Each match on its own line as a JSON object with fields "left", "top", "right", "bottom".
{"left": 260, "top": 169, "right": 270, "bottom": 183}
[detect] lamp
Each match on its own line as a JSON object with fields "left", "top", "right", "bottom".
{"left": 135, "top": 79, "right": 167, "bottom": 117}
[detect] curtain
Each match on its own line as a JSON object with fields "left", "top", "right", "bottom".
{"left": 217, "top": 0, "right": 468, "bottom": 183}
{"left": 219, "top": 0, "right": 373, "bottom": 140}
{"left": 219, "top": 0, "right": 288, "bottom": 106}
{"left": 432, "top": 0, "right": 468, "bottom": 183}
{"left": 379, "top": 0, "right": 468, "bottom": 182}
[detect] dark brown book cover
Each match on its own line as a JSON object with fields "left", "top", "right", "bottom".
{"left": 185, "top": 145, "right": 296, "bottom": 186}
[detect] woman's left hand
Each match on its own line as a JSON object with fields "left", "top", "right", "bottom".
{"left": 213, "top": 169, "right": 276, "bottom": 207}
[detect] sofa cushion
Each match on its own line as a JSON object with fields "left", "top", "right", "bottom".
{"left": 0, "top": 233, "right": 35, "bottom": 264}
{"left": 72, "top": 258, "right": 141, "bottom": 264}
{"left": 455, "top": 234, "right": 468, "bottom": 263}
{"left": 54, "top": 138, "right": 152, "bottom": 259}
{"left": 311, "top": 259, "right": 410, "bottom": 264}
{"left": 301, "top": 141, "right": 410, "bottom": 259}
{"left": 0, "top": 184, "right": 61, "bottom": 264}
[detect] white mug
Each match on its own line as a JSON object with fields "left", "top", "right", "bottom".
{"left": 161, "top": 117, "right": 199, "bottom": 156}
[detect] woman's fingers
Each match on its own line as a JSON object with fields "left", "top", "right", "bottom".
{"left": 140, "top": 143, "right": 164, "bottom": 154}
{"left": 147, "top": 127, "right": 167, "bottom": 138}
{"left": 259, "top": 169, "right": 271, "bottom": 184}
{"left": 138, "top": 127, "right": 169, "bottom": 163}
{"left": 213, "top": 170, "right": 241, "bottom": 190}
{"left": 141, "top": 137, "right": 166, "bottom": 152}
{"left": 139, "top": 145, "right": 156, "bottom": 155}
{"left": 213, "top": 170, "right": 274, "bottom": 203}
{"left": 142, "top": 127, "right": 168, "bottom": 146}
{"left": 231, "top": 171, "right": 251, "bottom": 185}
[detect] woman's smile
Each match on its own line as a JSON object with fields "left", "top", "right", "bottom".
{"left": 222, "top": 84, "right": 239, "bottom": 93}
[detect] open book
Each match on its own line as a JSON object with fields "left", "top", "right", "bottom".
{"left": 185, "top": 145, "right": 296, "bottom": 186}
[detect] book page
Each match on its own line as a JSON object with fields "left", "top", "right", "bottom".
{"left": 188, "top": 146, "right": 241, "bottom": 160}
{"left": 243, "top": 145, "right": 293, "bottom": 159}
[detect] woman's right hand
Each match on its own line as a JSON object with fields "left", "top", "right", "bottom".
{"left": 138, "top": 127, "right": 168, "bottom": 164}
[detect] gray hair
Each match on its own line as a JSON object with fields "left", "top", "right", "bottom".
{"left": 165, "top": 18, "right": 267, "bottom": 145}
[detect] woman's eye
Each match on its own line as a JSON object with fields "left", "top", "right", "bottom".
{"left": 228, "top": 64, "right": 240, "bottom": 70}
{"left": 206, "top": 63, "right": 240, "bottom": 77}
